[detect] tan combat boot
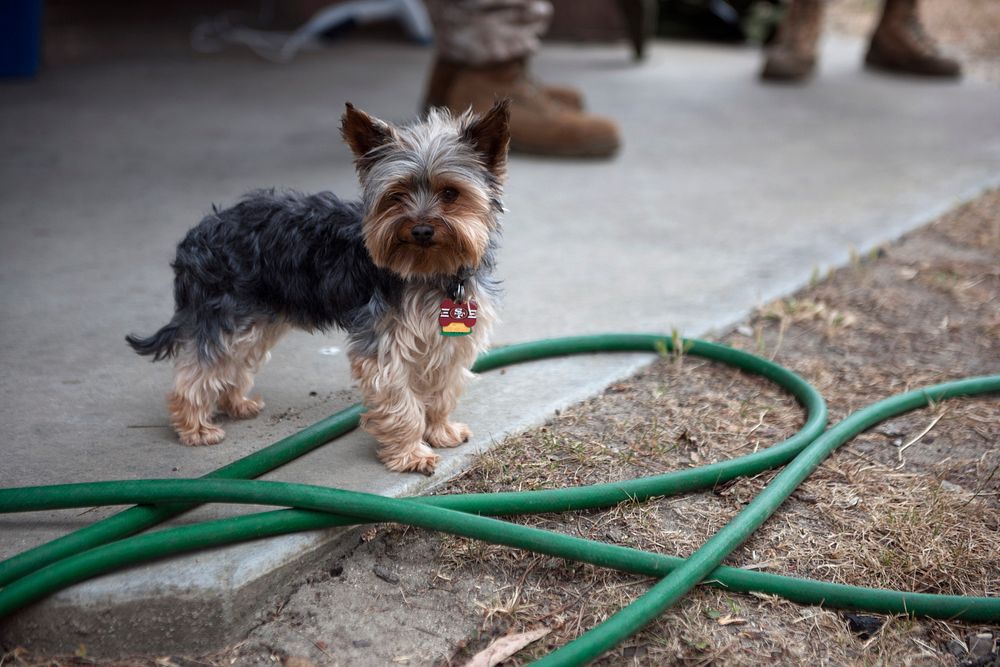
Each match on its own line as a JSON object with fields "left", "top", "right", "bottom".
{"left": 760, "top": 0, "right": 825, "bottom": 82}
{"left": 423, "top": 58, "right": 584, "bottom": 114}
{"left": 423, "top": 59, "right": 620, "bottom": 158}
{"left": 865, "top": 0, "right": 961, "bottom": 77}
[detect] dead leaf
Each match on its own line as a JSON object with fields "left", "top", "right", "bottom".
{"left": 284, "top": 658, "right": 317, "bottom": 667}
{"left": 462, "top": 627, "right": 552, "bottom": 667}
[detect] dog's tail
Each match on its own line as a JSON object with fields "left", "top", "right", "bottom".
{"left": 126, "top": 316, "right": 184, "bottom": 361}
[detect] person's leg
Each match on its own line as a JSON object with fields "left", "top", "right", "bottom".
{"left": 760, "top": 0, "right": 824, "bottom": 82}
{"left": 424, "top": 0, "right": 620, "bottom": 158}
{"left": 425, "top": 0, "right": 551, "bottom": 68}
{"left": 865, "top": 0, "right": 960, "bottom": 77}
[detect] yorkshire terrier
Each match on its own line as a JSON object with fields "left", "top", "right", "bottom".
{"left": 126, "top": 100, "right": 509, "bottom": 474}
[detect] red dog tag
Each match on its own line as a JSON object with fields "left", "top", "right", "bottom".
{"left": 439, "top": 299, "right": 478, "bottom": 336}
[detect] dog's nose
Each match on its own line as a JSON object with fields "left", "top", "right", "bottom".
{"left": 411, "top": 224, "right": 435, "bottom": 245}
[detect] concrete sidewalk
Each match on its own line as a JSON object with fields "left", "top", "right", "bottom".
{"left": 1, "top": 35, "right": 998, "bottom": 655}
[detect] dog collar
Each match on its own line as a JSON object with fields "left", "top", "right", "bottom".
{"left": 446, "top": 268, "right": 474, "bottom": 301}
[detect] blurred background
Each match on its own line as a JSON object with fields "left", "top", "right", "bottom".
{"left": 3, "top": 0, "right": 996, "bottom": 78}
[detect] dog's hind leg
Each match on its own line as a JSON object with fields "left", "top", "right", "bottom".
{"left": 168, "top": 344, "right": 227, "bottom": 446}
{"left": 218, "top": 321, "right": 288, "bottom": 419}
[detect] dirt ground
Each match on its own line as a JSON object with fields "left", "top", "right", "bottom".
{"left": 5, "top": 200, "right": 997, "bottom": 666}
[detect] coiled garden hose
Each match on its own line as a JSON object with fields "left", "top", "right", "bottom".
{"left": 0, "top": 334, "right": 997, "bottom": 665}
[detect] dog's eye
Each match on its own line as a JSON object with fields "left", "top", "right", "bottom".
{"left": 439, "top": 187, "right": 459, "bottom": 204}
{"left": 387, "top": 192, "right": 407, "bottom": 205}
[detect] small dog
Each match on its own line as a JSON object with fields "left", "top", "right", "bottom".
{"left": 126, "top": 100, "right": 509, "bottom": 473}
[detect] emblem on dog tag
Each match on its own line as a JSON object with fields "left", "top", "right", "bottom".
{"left": 439, "top": 299, "right": 478, "bottom": 336}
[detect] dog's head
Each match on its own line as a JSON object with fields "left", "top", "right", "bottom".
{"left": 341, "top": 100, "right": 509, "bottom": 280}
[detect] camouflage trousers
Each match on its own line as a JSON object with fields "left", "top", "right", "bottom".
{"left": 425, "top": 0, "right": 553, "bottom": 66}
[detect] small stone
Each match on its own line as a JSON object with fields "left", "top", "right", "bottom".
{"left": 791, "top": 490, "right": 818, "bottom": 504}
{"left": 944, "top": 639, "right": 966, "bottom": 657}
{"left": 373, "top": 564, "right": 400, "bottom": 584}
{"left": 967, "top": 632, "right": 994, "bottom": 659}
{"left": 353, "top": 639, "right": 372, "bottom": 648}
{"left": 284, "top": 658, "right": 316, "bottom": 667}
{"left": 605, "top": 528, "right": 626, "bottom": 543}
{"left": 878, "top": 422, "right": 906, "bottom": 437}
{"left": 843, "top": 613, "right": 884, "bottom": 639}
{"left": 621, "top": 644, "right": 648, "bottom": 659}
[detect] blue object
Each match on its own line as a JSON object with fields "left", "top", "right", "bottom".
{"left": 0, "top": 0, "right": 43, "bottom": 78}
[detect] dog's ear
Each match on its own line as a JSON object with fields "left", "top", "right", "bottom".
{"left": 341, "top": 103, "right": 395, "bottom": 162}
{"left": 463, "top": 98, "right": 510, "bottom": 181}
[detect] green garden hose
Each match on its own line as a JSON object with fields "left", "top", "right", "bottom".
{"left": 0, "top": 334, "right": 997, "bottom": 665}
{"left": 1, "top": 335, "right": 823, "bottom": 588}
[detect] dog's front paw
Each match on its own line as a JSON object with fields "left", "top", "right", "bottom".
{"left": 221, "top": 395, "right": 265, "bottom": 419}
{"left": 179, "top": 424, "right": 226, "bottom": 446}
{"left": 379, "top": 442, "right": 440, "bottom": 475}
{"left": 425, "top": 421, "right": 472, "bottom": 448}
